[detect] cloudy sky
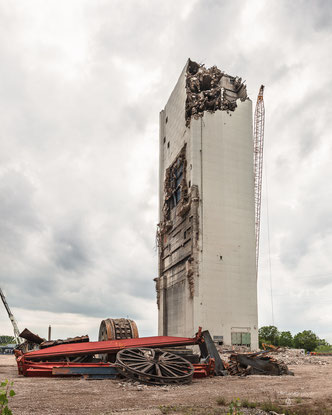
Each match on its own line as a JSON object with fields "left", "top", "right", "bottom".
{"left": 0, "top": 0, "right": 331, "bottom": 343}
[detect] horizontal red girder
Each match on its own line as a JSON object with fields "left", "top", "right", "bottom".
{"left": 22, "top": 362, "right": 114, "bottom": 377}
{"left": 19, "top": 361, "right": 211, "bottom": 378}
{"left": 23, "top": 335, "right": 199, "bottom": 359}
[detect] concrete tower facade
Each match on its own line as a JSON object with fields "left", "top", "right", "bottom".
{"left": 155, "top": 59, "right": 258, "bottom": 349}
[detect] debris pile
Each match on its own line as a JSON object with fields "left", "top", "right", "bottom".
{"left": 223, "top": 352, "right": 293, "bottom": 376}
{"left": 17, "top": 328, "right": 90, "bottom": 354}
{"left": 268, "top": 348, "right": 330, "bottom": 366}
{"left": 15, "top": 327, "right": 220, "bottom": 385}
{"left": 185, "top": 59, "right": 247, "bottom": 126}
{"left": 15, "top": 325, "right": 303, "bottom": 385}
{"left": 40, "top": 335, "right": 89, "bottom": 349}
{"left": 218, "top": 346, "right": 329, "bottom": 376}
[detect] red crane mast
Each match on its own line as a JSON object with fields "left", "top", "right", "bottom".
{"left": 254, "top": 85, "right": 265, "bottom": 278}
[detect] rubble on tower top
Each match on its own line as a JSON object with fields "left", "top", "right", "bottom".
{"left": 185, "top": 59, "right": 247, "bottom": 126}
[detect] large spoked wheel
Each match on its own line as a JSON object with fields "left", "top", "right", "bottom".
{"left": 116, "top": 348, "right": 194, "bottom": 385}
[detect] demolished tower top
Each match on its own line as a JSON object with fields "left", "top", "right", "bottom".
{"left": 185, "top": 59, "right": 248, "bottom": 126}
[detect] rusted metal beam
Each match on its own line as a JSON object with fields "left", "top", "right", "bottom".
{"left": 22, "top": 332, "right": 203, "bottom": 360}
{"left": 19, "top": 328, "right": 45, "bottom": 344}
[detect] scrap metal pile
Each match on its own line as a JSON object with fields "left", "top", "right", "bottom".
{"left": 15, "top": 323, "right": 221, "bottom": 385}
{"left": 14, "top": 319, "right": 293, "bottom": 385}
{"left": 224, "top": 350, "right": 294, "bottom": 376}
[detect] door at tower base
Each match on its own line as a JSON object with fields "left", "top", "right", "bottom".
{"left": 156, "top": 59, "right": 258, "bottom": 350}
{"left": 231, "top": 331, "right": 251, "bottom": 347}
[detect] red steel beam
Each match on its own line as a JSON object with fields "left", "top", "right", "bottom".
{"left": 23, "top": 333, "right": 202, "bottom": 360}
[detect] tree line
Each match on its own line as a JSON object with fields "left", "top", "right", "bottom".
{"left": 0, "top": 336, "right": 15, "bottom": 345}
{"left": 259, "top": 326, "right": 332, "bottom": 352}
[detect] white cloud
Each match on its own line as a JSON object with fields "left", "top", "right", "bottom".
{"left": 0, "top": 0, "right": 332, "bottom": 343}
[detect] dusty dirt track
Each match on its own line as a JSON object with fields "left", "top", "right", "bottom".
{"left": 1, "top": 355, "right": 332, "bottom": 414}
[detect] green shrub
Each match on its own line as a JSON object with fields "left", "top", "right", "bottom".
{"left": 227, "top": 398, "right": 242, "bottom": 415}
{"left": 259, "top": 401, "right": 281, "bottom": 413}
{"left": 0, "top": 380, "right": 15, "bottom": 415}
{"left": 240, "top": 399, "right": 257, "bottom": 408}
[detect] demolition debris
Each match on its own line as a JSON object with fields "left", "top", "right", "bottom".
{"left": 185, "top": 59, "right": 247, "bottom": 126}
{"left": 224, "top": 351, "right": 294, "bottom": 376}
{"left": 13, "top": 322, "right": 294, "bottom": 385}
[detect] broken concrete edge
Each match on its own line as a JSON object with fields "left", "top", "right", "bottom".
{"left": 185, "top": 58, "right": 248, "bottom": 127}
{"left": 155, "top": 144, "right": 199, "bottom": 308}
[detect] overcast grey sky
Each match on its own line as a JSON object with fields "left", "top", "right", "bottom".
{"left": 1, "top": 0, "right": 332, "bottom": 342}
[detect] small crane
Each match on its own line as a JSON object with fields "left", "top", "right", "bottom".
{"left": 254, "top": 85, "right": 265, "bottom": 279}
{"left": 0, "top": 287, "right": 22, "bottom": 344}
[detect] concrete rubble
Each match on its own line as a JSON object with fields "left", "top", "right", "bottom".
{"left": 268, "top": 348, "right": 330, "bottom": 366}
{"left": 218, "top": 345, "right": 329, "bottom": 369}
{"left": 185, "top": 59, "right": 247, "bottom": 126}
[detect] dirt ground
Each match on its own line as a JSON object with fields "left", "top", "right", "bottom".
{"left": 1, "top": 355, "right": 332, "bottom": 415}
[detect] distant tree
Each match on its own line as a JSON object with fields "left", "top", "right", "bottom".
{"left": 314, "top": 338, "right": 332, "bottom": 353}
{"left": 258, "top": 326, "right": 279, "bottom": 347}
{"left": 293, "top": 330, "right": 319, "bottom": 352}
{"left": 317, "top": 338, "right": 330, "bottom": 347}
{"left": 279, "top": 331, "right": 294, "bottom": 348}
{"left": 314, "top": 344, "right": 332, "bottom": 353}
{"left": 0, "top": 336, "right": 15, "bottom": 345}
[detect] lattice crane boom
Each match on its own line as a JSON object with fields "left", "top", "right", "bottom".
{"left": 0, "top": 287, "right": 22, "bottom": 344}
{"left": 254, "top": 85, "right": 265, "bottom": 278}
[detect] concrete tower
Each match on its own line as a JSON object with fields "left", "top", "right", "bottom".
{"left": 155, "top": 59, "right": 258, "bottom": 350}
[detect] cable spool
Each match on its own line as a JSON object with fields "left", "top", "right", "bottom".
{"left": 98, "top": 318, "right": 139, "bottom": 363}
{"left": 98, "top": 318, "right": 139, "bottom": 341}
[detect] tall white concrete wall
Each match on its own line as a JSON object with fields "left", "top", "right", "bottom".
{"left": 190, "top": 105, "right": 258, "bottom": 349}
{"left": 157, "top": 61, "right": 258, "bottom": 349}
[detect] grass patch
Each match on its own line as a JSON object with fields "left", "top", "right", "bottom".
{"left": 158, "top": 405, "right": 225, "bottom": 415}
{"left": 240, "top": 398, "right": 257, "bottom": 408}
{"left": 159, "top": 405, "right": 180, "bottom": 414}
{"left": 259, "top": 401, "right": 283, "bottom": 413}
{"left": 216, "top": 397, "right": 227, "bottom": 406}
{"left": 158, "top": 398, "right": 332, "bottom": 415}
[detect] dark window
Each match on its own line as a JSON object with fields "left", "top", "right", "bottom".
{"left": 173, "top": 160, "right": 184, "bottom": 205}
{"left": 167, "top": 142, "right": 170, "bottom": 148}
{"left": 175, "top": 188, "right": 181, "bottom": 204}
{"left": 176, "top": 174, "right": 182, "bottom": 187}
{"left": 165, "top": 116, "right": 168, "bottom": 123}
{"left": 163, "top": 137, "right": 166, "bottom": 143}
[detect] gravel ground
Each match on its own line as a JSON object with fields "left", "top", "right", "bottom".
{"left": 1, "top": 355, "right": 332, "bottom": 414}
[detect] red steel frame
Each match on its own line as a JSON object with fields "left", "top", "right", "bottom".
{"left": 19, "top": 333, "right": 203, "bottom": 360}
{"left": 16, "top": 329, "right": 209, "bottom": 378}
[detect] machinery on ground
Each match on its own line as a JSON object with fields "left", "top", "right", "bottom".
{"left": 0, "top": 287, "right": 22, "bottom": 344}
{"left": 15, "top": 327, "right": 220, "bottom": 384}
{"left": 14, "top": 318, "right": 292, "bottom": 384}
